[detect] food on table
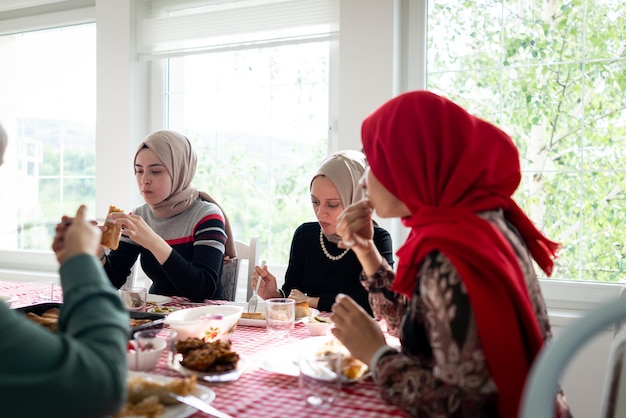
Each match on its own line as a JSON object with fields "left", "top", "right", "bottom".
{"left": 25, "top": 308, "right": 59, "bottom": 332}
{"left": 240, "top": 312, "right": 265, "bottom": 320}
{"left": 128, "top": 318, "right": 152, "bottom": 328}
{"left": 295, "top": 301, "right": 312, "bottom": 320}
{"left": 113, "top": 375, "right": 197, "bottom": 418}
{"left": 342, "top": 355, "right": 368, "bottom": 380}
{"left": 147, "top": 305, "right": 177, "bottom": 314}
{"left": 176, "top": 337, "right": 239, "bottom": 373}
{"left": 309, "top": 315, "right": 331, "bottom": 324}
{"left": 26, "top": 307, "right": 156, "bottom": 333}
{"left": 101, "top": 204, "right": 124, "bottom": 250}
{"left": 318, "top": 337, "right": 369, "bottom": 381}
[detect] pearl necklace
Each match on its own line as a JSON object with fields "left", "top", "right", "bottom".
{"left": 319, "top": 229, "right": 350, "bottom": 261}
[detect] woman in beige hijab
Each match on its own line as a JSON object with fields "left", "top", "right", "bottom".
{"left": 251, "top": 150, "right": 394, "bottom": 314}
{"left": 103, "top": 130, "right": 236, "bottom": 302}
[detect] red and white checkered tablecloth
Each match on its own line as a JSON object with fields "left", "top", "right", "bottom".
{"left": 154, "top": 298, "right": 408, "bottom": 418}
{"left": 1, "top": 282, "right": 409, "bottom": 418}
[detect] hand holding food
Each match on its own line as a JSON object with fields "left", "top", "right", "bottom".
{"left": 52, "top": 205, "right": 102, "bottom": 264}
{"left": 331, "top": 293, "right": 387, "bottom": 366}
{"left": 336, "top": 199, "right": 375, "bottom": 251}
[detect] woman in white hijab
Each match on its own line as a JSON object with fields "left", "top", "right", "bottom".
{"left": 251, "top": 150, "right": 394, "bottom": 314}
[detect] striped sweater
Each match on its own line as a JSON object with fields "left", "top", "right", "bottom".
{"left": 104, "top": 198, "right": 226, "bottom": 301}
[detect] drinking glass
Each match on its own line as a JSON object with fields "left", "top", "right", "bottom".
{"left": 119, "top": 287, "right": 147, "bottom": 311}
{"left": 266, "top": 298, "right": 295, "bottom": 337}
{"left": 299, "top": 349, "right": 343, "bottom": 407}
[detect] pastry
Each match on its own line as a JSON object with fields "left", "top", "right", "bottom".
{"left": 241, "top": 312, "right": 265, "bottom": 320}
{"left": 295, "top": 301, "right": 312, "bottom": 320}
{"left": 101, "top": 205, "right": 124, "bottom": 249}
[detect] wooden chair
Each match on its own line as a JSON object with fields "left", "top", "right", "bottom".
{"left": 235, "top": 237, "right": 260, "bottom": 301}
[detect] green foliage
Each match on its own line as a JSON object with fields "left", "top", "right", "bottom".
{"left": 428, "top": 1, "right": 626, "bottom": 282}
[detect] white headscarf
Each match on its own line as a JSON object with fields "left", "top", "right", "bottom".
{"left": 311, "top": 150, "right": 367, "bottom": 243}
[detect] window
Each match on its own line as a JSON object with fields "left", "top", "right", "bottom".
{"left": 0, "top": 22, "right": 96, "bottom": 251}
{"left": 426, "top": 1, "right": 626, "bottom": 282}
{"left": 139, "top": 0, "right": 338, "bottom": 264}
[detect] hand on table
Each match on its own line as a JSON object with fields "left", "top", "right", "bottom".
{"left": 331, "top": 293, "right": 387, "bottom": 365}
{"left": 52, "top": 205, "right": 102, "bottom": 264}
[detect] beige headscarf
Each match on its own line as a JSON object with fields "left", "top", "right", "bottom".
{"left": 311, "top": 150, "right": 367, "bottom": 243}
{"left": 136, "top": 130, "right": 237, "bottom": 257}
{"left": 0, "top": 122, "right": 7, "bottom": 166}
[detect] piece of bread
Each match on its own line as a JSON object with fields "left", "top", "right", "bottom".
{"left": 295, "top": 301, "right": 312, "bottom": 320}
{"left": 241, "top": 312, "right": 265, "bottom": 320}
{"left": 101, "top": 205, "right": 124, "bottom": 249}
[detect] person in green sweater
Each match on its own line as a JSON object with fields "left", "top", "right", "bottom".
{"left": 0, "top": 122, "right": 129, "bottom": 418}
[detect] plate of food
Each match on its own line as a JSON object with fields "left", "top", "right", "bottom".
{"left": 147, "top": 305, "right": 180, "bottom": 315}
{"left": 147, "top": 294, "right": 173, "bottom": 305}
{"left": 261, "top": 336, "right": 370, "bottom": 383}
{"left": 228, "top": 301, "right": 319, "bottom": 327}
{"left": 118, "top": 372, "right": 215, "bottom": 418}
{"left": 170, "top": 337, "right": 246, "bottom": 382}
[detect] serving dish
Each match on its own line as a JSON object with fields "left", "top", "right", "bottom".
{"left": 170, "top": 353, "right": 248, "bottom": 383}
{"left": 125, "top": 371, "right": 216, "bottom": 418}
{"left": 261, "top": 336, "right": 370, "bottom": 383}
{"left": 147, "top": 294, "right": 173, "bottom": 305}
{"left": 164, "top": 305, "right": 243, "bottom": 342}
{"left": 226, "top": 301, "right": 319, "bottom": 327}
{"left": 16, "top": 302, "right": 165, "bottom": 338}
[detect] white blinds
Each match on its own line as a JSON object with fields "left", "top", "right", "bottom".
{"left": 137, "top": 0, "right": 339, "bottom": 59}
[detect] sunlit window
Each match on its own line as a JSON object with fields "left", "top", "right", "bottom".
{"left": 166, "top": 42, "right": 330, "bottom": 264}
{"left": 0, "top": 23, "right": 96, "bottom": 251}
{"left": 427, "top": 1, "right": 626, "bottom": 282}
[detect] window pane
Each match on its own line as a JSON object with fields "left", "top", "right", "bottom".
{"left": 0, "top": 23, "right": 96, "bottom": 251}
{"left": 428, "top": 1, "right": 626, "bottom": 282}
{"left": 167, "top": 42, "right": 329, "bottom": 264}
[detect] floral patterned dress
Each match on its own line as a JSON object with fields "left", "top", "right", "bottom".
{"left": 364, "top": 210, "right": 572, "bottom": 417}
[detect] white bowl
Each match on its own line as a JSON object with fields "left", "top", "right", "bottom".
{"left": 126, "top": 338, "right": 166, "bottom": 371}
{"left": 163, "top": 305, "right": 243, "bottom": 342}
{"left": 304, "top": 317, "right": 332, "bottom": 336}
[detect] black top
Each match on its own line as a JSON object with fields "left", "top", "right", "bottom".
{"left": 282, "top": 222, "right": 394, "bottom": 315}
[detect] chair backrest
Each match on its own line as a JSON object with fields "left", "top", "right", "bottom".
{"left": 520, "top": 296, "right": 626, "bottom": 418}
{"left": 220, "top": 257, "right": 240, "bottom": 301}
{"left": 234, "top": 237, "right": 260, "bottom": 301}
{"left": 603, "top": 326, "right": 626, "bottom": 418}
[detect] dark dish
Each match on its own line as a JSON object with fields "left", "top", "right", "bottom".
{"left": 15, "top": 302, "right": 165, "bottom": 338}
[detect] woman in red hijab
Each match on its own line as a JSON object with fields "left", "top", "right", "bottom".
{"left": 330, "top": 91, "right": 572, "bottom": 417}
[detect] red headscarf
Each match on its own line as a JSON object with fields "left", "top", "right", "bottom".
{"left": 361, "top": 91, "right": 559, "bottom": 418}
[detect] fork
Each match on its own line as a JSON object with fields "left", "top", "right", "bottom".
{"left": 247, "top": 260, "right": 266, "bottom": 313}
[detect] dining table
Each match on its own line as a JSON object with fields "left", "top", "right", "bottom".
{"left": 1, "top": 280, "right": 410, "bottom": 418}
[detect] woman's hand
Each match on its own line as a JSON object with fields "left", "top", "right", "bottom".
{"left": 52, "top": 205, "right": 102, "bottom": 264}
{"left": 108, "top": 212, "right": 172, "bottom": 264}
{"left": 331, "top": 293, "right": 386, "bottom": 365}
{"left": 336, "top": 200, "right": 375, "bottom": 251}
{"left": 251, "top": 263, "right": 279, "bottom": 299}
{"left": 288, "top": 289, "right": 319, "bottom": 308}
